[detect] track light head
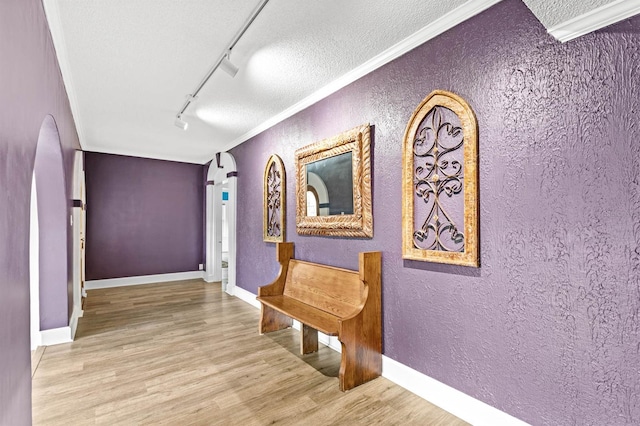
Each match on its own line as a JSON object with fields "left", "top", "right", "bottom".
{"left": 220, "top": 54, "right": 239, "bottom": 77}
{"left": 175, "top": 115, "right": 188, "bottom": 130}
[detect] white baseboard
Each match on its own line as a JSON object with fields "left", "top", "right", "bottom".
{"left": 85, "top": 271, "right": 204, "bottom": 290}
{"left": 40, "top": 326, "right": 72, "bottom": 346}
{"left": 233, "top": 285, "right": 261, "bottom": 308}
{"left": 234, "top": 286, "right": 528, "bottom": 426}
{"left": 224, "top": 283, "right": 235, "bottom": 296}
{"left": 69, "top": 305, "right": 83, "bottom": 339}
{"left": 381, "top": 356, "right": 529, "bottom": 426}
{"left": 548, "top": 0, "right": 640, "bottom": 42}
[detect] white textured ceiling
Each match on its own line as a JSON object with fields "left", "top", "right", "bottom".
{"left": 44, "top": 0, "right": 637, "bottom": 164}
{"left": 522, "top": 0, "right": 619, "bottom": 28}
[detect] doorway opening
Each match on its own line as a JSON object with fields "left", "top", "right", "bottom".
{"left": 71, "top": 151, "right": 86, "bottom": 336}
{"left": 205, "top": 153, "right": 237, "bottom": 294}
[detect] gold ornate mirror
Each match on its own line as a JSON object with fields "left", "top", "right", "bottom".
{"left": 295, "top": 124, "right": 373, "bottom": 238}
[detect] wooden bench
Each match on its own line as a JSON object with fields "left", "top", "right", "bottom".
{"left": 257, "top": 242, "right": 381, "bottom": 391}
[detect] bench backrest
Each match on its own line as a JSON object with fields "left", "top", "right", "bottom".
{"left": 283, "top": 259, "right": 365, "bottom": 318}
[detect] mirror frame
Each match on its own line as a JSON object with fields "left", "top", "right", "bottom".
{"left": 295, "top": 123, "right": 373, "bottom": 238}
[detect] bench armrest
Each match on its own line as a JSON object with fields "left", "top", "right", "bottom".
{"left": 257, "top": 242, "right": 294, "bottom": 297}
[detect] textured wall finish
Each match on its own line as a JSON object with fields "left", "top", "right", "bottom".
{"left": 84, "top": 153, "right": 204, "bottom": 280}
{"left": 230, "top": 1, "right": 640, "bottom": 424}
{"left": 34, "top": 116, "right": 69, "bottom": 330}
{"left": 0, "top": 0, "right": 81, "bottom": 422}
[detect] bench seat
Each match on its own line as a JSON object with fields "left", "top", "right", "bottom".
{"left": 257, "top": 242, "right": 381, "bottom": 391}
{"left": 257, "top": 295, "right": 340, "bottom": 336}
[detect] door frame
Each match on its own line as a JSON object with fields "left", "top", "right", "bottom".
{"left": 205, "top": 153, "right": 237, "bottom": 294}
{"left": 70, "top": 150, "right": 85, "bottom": 337}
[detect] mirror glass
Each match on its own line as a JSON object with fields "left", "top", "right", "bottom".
{"left": 305, "top": 151, "right": 353, "bottom": 216}
{"left": 295, "top": 123, "right": 372, "bottom": 238}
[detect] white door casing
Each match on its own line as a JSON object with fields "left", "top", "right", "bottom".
{"left": 205, "top": 153, "right": 237, "bottom": 295}
{"left": 71, "top": 150, "right": 85, "bottom": 337}
{"left": 30, "top": 174, "right": 41, "bottom": 350}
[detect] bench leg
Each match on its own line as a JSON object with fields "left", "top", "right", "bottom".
{"left": 259, "top": 305, "right": 292, "bottom": 334}
{"left": 300, "top": 324, "right": 318, "bottom": 355}
{"left": 339, "top": 339, "right": 382, "bottom": 392}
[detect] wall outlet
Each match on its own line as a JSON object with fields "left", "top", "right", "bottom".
{"left": 198, "top": 263, "right": 204, "bottom": 271}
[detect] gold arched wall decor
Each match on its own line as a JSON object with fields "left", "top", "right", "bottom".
{"left": 402, "top": 90, "right": 479, "bottom": 266}
{"left": 264, "top": 154, "right": 286, "bottom": 243}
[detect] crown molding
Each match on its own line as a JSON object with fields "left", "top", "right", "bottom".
{"left": 222, "top": 0, "right": 503, "bottom": 152}
{"left": 548, "top": 0, "right": 640, "bottom": 43}
{"left": 42, "top": 0, "right": 87, "bottom": 149}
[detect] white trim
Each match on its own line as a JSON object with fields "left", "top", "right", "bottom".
{"left": 221, "top": 0, "right": 502, "bottom": 152}
{"left": 205, "top": 154, "right": 237, "bottom": 295}
{"left": 548, "top": 0, "right": 640, "bottom": 43}
{"left": 85, "top": 271, "right": 204, "bottom": 290}
{"left": 381, "top": 356, "right": 529, "bottom": 426}
{"left": 203, "top": 273, "right": 217, "bottom": 283}
{"left": 30, "top": 174, "right": 41, "bottom": 351}
{"left": 232, "top": 285, "right": 261, "bottom": 309}
{"left": 234, "top": 286, "right": 527, "bottom": 426}
{"left": 40, "top": 326, "right": 72, "bottom": 346}
{"left": 71, "top": 151, "right": 85, "bottom": 331}
{"left": 69, "top": 305, "right": 83, "bottom": 339}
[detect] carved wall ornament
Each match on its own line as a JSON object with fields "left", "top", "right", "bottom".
{"left": 263, "top": 154, "right": 285, "bottom": 243}
{"left": 295, "top": 124, "right": 373, "bottom": 238}
{"left": 402, "top": 90, "right": 479, "bottom": 266}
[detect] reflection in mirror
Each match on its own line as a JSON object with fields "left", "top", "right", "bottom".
{"left": 306, "top": 189, "right": 318, "bottom": 216}
{"left": 295, "top": 123, "right": 372, "bottom": 238}
{"left": 305, "top": 152, "right": 353, "bottom": 216}
{"left": 306, "top": 173, "right": 327, "bottom": 215}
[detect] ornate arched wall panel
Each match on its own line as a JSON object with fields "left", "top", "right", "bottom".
{"left": 402, "top": 90, "right": 479, "bottom": 267}
{"left": 263, "top": 155, "right": 285, "bottom": 243}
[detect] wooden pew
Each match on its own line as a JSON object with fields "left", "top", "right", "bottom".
{"left": 257, "top": 242, "right": 381, "bottom": 391}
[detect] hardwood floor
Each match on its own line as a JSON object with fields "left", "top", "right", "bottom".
{"left": 32, "top": 280, "right": 468, "bottom": 425}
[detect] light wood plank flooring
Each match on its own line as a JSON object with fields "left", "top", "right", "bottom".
{"left": 32, "top": 280, "right": 468, "bottom": 425}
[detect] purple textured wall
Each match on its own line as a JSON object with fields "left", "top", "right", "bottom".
{"left": 230, "top": 1, "right": 640, "bottom": 424}
{"left": 0, "top": 0, "right": 80, "bottom": 422}
{"left": 84, "top": 153, "right": 204, "bottom": 280}
{"left": 34, "top": 116, "right": 69, "bottom": 330}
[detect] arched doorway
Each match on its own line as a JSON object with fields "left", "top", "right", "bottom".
{"left": 70, "top": 151, "right": 86, "bottom": 337}
{"left": 30, "top": 115, "right": 71, "bottom": 348}
{"left": 205, "top": 153, "right": 237, "bottom": 294}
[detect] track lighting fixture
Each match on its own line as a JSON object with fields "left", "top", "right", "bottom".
{"left": 219, "top": 53, "right": 239, "bottom": 77}
{"left": 174, "top": 0, "right": 270, "bottom": 128}
{"left": 175, "top": 115, "right": 188, "bottom": 130}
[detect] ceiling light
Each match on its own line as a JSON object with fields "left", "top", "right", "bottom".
{"left": 174, "top": 0, "right": 270, "bottom": 124}
{"left": 175, "top": 115, "right": 188, "bottom": 130}
{"left": 220, "top": 53, "right": 239, "bottom": 77}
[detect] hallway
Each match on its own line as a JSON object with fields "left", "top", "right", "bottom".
{"left": 31, "top": 280, "right": 466, "bottom": 425}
